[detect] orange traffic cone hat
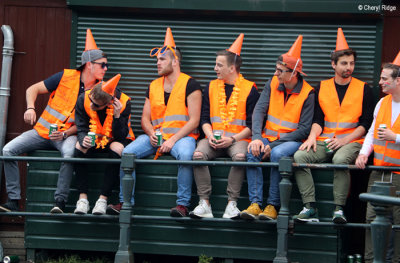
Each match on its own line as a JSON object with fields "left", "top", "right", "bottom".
{"left": 102, "top": 74, "right": 121, "bottom": 96}
{"left": 392, "top": 50, "right": 400, "bottom": 67}
{"left": 335, "top": 28, "right": 350, "bottom": 52}
{"left": 281, "top": 35, "right": 307, "bottom": 76}
{"left": 163, "top": 27, "right": 176, "bottom": 47}
{"left": 227, "top": 33, "right": 244, "bottom": 56}
{"left": 85, "top": 29, "right": 99, "bottom": 51}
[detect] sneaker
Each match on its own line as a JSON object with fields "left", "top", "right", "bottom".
{"left": 0, "top": 200, "right": 19, "bottom": 212}
{"left": 240, "top": 203, "right": 262, "bottom": 220}
{"left": 259, "top": 204, "right": 277, "bottom": 220}
{"left": 189, "top": 200, "right": 214, "bottom": 218}
{"left": 106, "top": 203, "right": 123, "bottom": 215}
{"left": 170, "top": 205, "right": 189, "bottom": 217}
{"left": 50, "top": 197, "right": 65, "bottom": 214}
{"left": 293, "top": 206, "right": 319, "bottom": 222}
{"left": 222, "top": 201, "right": 240, "bottom": 219}
{"left": 332, "top": 208, "right": 347, "bottom": 224}
{"left": 74, "top": 198, "right": 89, "bottom": 214}
{"left": 92, "top": 198, "right": 107, "bottom": 215}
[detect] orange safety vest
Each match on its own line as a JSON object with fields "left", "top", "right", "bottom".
{"left": 149, "top": 73, "right": 199, "bottom": 140}
{"left": 83, "top": 90, "right": 135, "bottom": 141}
{"left": 317, "top": 77, "right": 365, "bottom": 143}
{"left": 209, "top": 78, "right": 254, "bottom": 142}
{"left": 263, "top": 76, "right": 313, "bottom": 141}
{"left": 373, "top": 95, "right": 400, "bottom": 173}
{"left": 34, "top": 69, "right": 80, "bottom": 139}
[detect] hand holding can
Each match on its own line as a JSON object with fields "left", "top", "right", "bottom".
{"left": 88, "top": 132, "right": 96, "bottom": 146}
{"left": 49, "top": 124, "right": 58, "bottom": 136}
{"left": 324, "top": 139, "right": 333, "bottom": 153}
{"left": 213, "top": 131, "right": 221, "bottom": 144}
{"left": 155, "top": 130, "right": 163, "bottom": 146}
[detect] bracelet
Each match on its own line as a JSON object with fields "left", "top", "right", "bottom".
{"left": 231, "top": 136, "right": 236, "bottom": 144}
{"left": 26, "top": 107, "right": 35, "bottom": 111}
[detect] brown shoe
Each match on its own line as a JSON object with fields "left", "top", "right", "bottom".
{"left": 240, "top": 203, "right": 262, "bottom": 220}
{"left": 259, "top": 204, "right": 277, "bottom": 220}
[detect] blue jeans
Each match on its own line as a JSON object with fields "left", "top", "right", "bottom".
{"left": 246, "top": 138, "right": 301, "bottom": 207}
{"left": 119, "top": 134, "right": 196, "bottom": 207}
{"left": 2, "top": 129, "right": 77, "bottom": 202}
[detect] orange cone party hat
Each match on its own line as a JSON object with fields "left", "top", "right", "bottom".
{"left": 392, "top": 50, "right": 400, "bottom": 67}
{"left": 281, "top": 35, "right": 307, "bottom": 76}
{"left": 102, "top": 74, "right": 121, "bottom": 96}
{"left": 163, "top": 27, "right": 176, "bottom": 47}
{"left": 227, "top": 33, "right": 244, "bottom": 56}
{"left": 335, "top": 28, "right": 350, "bottom": 52}
{"left": 85, "top": 29, "right": 99, "bottom": 51}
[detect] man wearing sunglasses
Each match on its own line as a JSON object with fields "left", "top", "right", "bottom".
{"left": 240, "top": 35, "right": 315, "bottom": 221}
{"left": 106, "top": 28, "right": 202, "bottom": 217}
{"left": 0, "top": 29, "right": 108, "bottom": 214}
{"left": 73, "top": 74, "right": 135, "bottom": 215}
{"left": 189, "top": 34, "right": 259, "bottom": 219}
{"left": 293, "top": 28, "right": 374, "bottom": 224}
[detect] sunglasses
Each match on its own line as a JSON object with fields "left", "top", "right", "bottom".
{"left": 89, "top": 96, "right": 107, "bottom": 108}
{"left": 275, "top": 67, "right": 292, "bottom": 75}
{"left": 92, "top": 61, "right": 109, "bottom": 69}
{"left": 150, "top": 45, "right": 178, "bottom": 60}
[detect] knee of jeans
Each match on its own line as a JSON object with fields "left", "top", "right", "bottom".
{"left": 332, "top": 154, "right": 348, "bottom": 165}
{"left": 193, "top": 151, "right": 206, "bottom": 161}
{"left": 2, "top": 144, "right": 13, "bottom": 156}
{"left": 293, "top": 150, "right": 306, "bottom": 163}
{"left": 247, "top": 152, "right": 258, "bottom": 162}
{"left": 232, "top": 153, "right": 246, "bottom": 162}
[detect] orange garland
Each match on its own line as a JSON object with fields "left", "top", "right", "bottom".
{"left": 89, "top": 105, "right": 114, "bottom": 149}
{"left": 218, "top": 74, "right": 243, "bottom": 130}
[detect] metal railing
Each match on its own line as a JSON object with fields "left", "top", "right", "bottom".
{"left": 0, "top": 154, "right": 399, "bottom": 263}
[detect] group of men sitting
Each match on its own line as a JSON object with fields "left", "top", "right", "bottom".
{"left": 1, "top": 27, "right": 399, "bottom": 263}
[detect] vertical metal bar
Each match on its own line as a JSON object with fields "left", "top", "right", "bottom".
{"left": 115, "top": 153, "right": 135, "bottom": 263}
{"left": 0, "top": 25, "right": 14, "bottom": 184}
{"left": 273, "top": 157, "right": 293, "bottom": 263}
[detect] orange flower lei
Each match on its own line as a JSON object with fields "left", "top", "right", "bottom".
{"left": 218, "top": 74, "right": 243, "bottom": 129}
{"left": 89, "top": 105, "right": 114, "bottom": 149}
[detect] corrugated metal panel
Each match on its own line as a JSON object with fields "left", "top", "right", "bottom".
{"left": 75, "top": 15, "right": 379, "bottom": 135}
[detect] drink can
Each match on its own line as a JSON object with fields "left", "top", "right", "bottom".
{"left": 354, "top": 254, "right": 362, "bottom": 263}
{"left": 155, "top": 130, "right": 163, "bottom": 146}
{"left": 213, "top": 131, "right": 221, "bottom": 141}
{"left": 347, "top": 255, "right": 354, "bottom": 263}
{"left": 379, "top": 124, "right": 387, "bottom": 129}
{"left": 49, "top": 124, "right": 58, "bottom": 136}
{"left": 324, "top": 139, "right": 333, "bottom": 153}
{"left": 3, "top": 255, "right": 20, "bottom": 263}
{"left": 88, "top": 132, "right": 96, "bottom": 146}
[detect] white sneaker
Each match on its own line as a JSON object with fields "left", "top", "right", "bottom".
{"left": 92, "top": 198, "right": 107, "bottom": 215}
{"left": 74, "top": 198, "right": 89, "bottom": 214}
{"left": 222, "top": 201, "right": 240, "bottom": 219}
{"left": 189, "top": 199, "right": 213, "bottom": 218}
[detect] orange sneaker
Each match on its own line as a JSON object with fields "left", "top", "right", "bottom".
{"left": 259, "top": 204, "right": 277, "bottom": 220}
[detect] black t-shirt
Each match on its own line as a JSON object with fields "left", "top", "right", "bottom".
{"left": 145, "top": 78, "right": 202, "bottom": 106}
{"left": 43, "top": 70, "right": 85, "bottom": 95}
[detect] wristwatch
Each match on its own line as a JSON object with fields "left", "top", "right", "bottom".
{"left": 62, "top": 132, "right": 67, "bottom": 140}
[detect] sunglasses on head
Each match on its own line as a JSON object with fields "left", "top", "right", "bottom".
{"left": 89, "top": 95, "right": 107, "bottom": 108}
{"left": 92, "top": 61, "right": 109, "bottom": 69}
{"left": 150, "top": 45, "right": 178, "bottom": 60}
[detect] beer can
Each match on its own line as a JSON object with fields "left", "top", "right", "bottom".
{"left": 347, "top": 255, "right": 354, "bottom": 263}
{"left": 88, "top": 132, "right": 96, "bottom": 146}
{"left": 379, "top": 124, "right": 387, "bottom": 129}
{"left": 213, "top": 131, "right": 221, "bottom": 142}
{"left": 3, "top": 255, "right": 20, "bottom": 263}
{"left": 354, "top": 254, "right": 362, "bottom": 263}
{"left": 155, "top": 130, "right": 163, "bottom": 146}
{"left": 49, "top": 124, "right": 58, "bottom": 136}
{"left": 324, "top": 139, "right": 333, "bottom": 153}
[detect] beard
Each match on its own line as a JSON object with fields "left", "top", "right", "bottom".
{"left": 158, "top": 63, "right": 173, "bottom": 76}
